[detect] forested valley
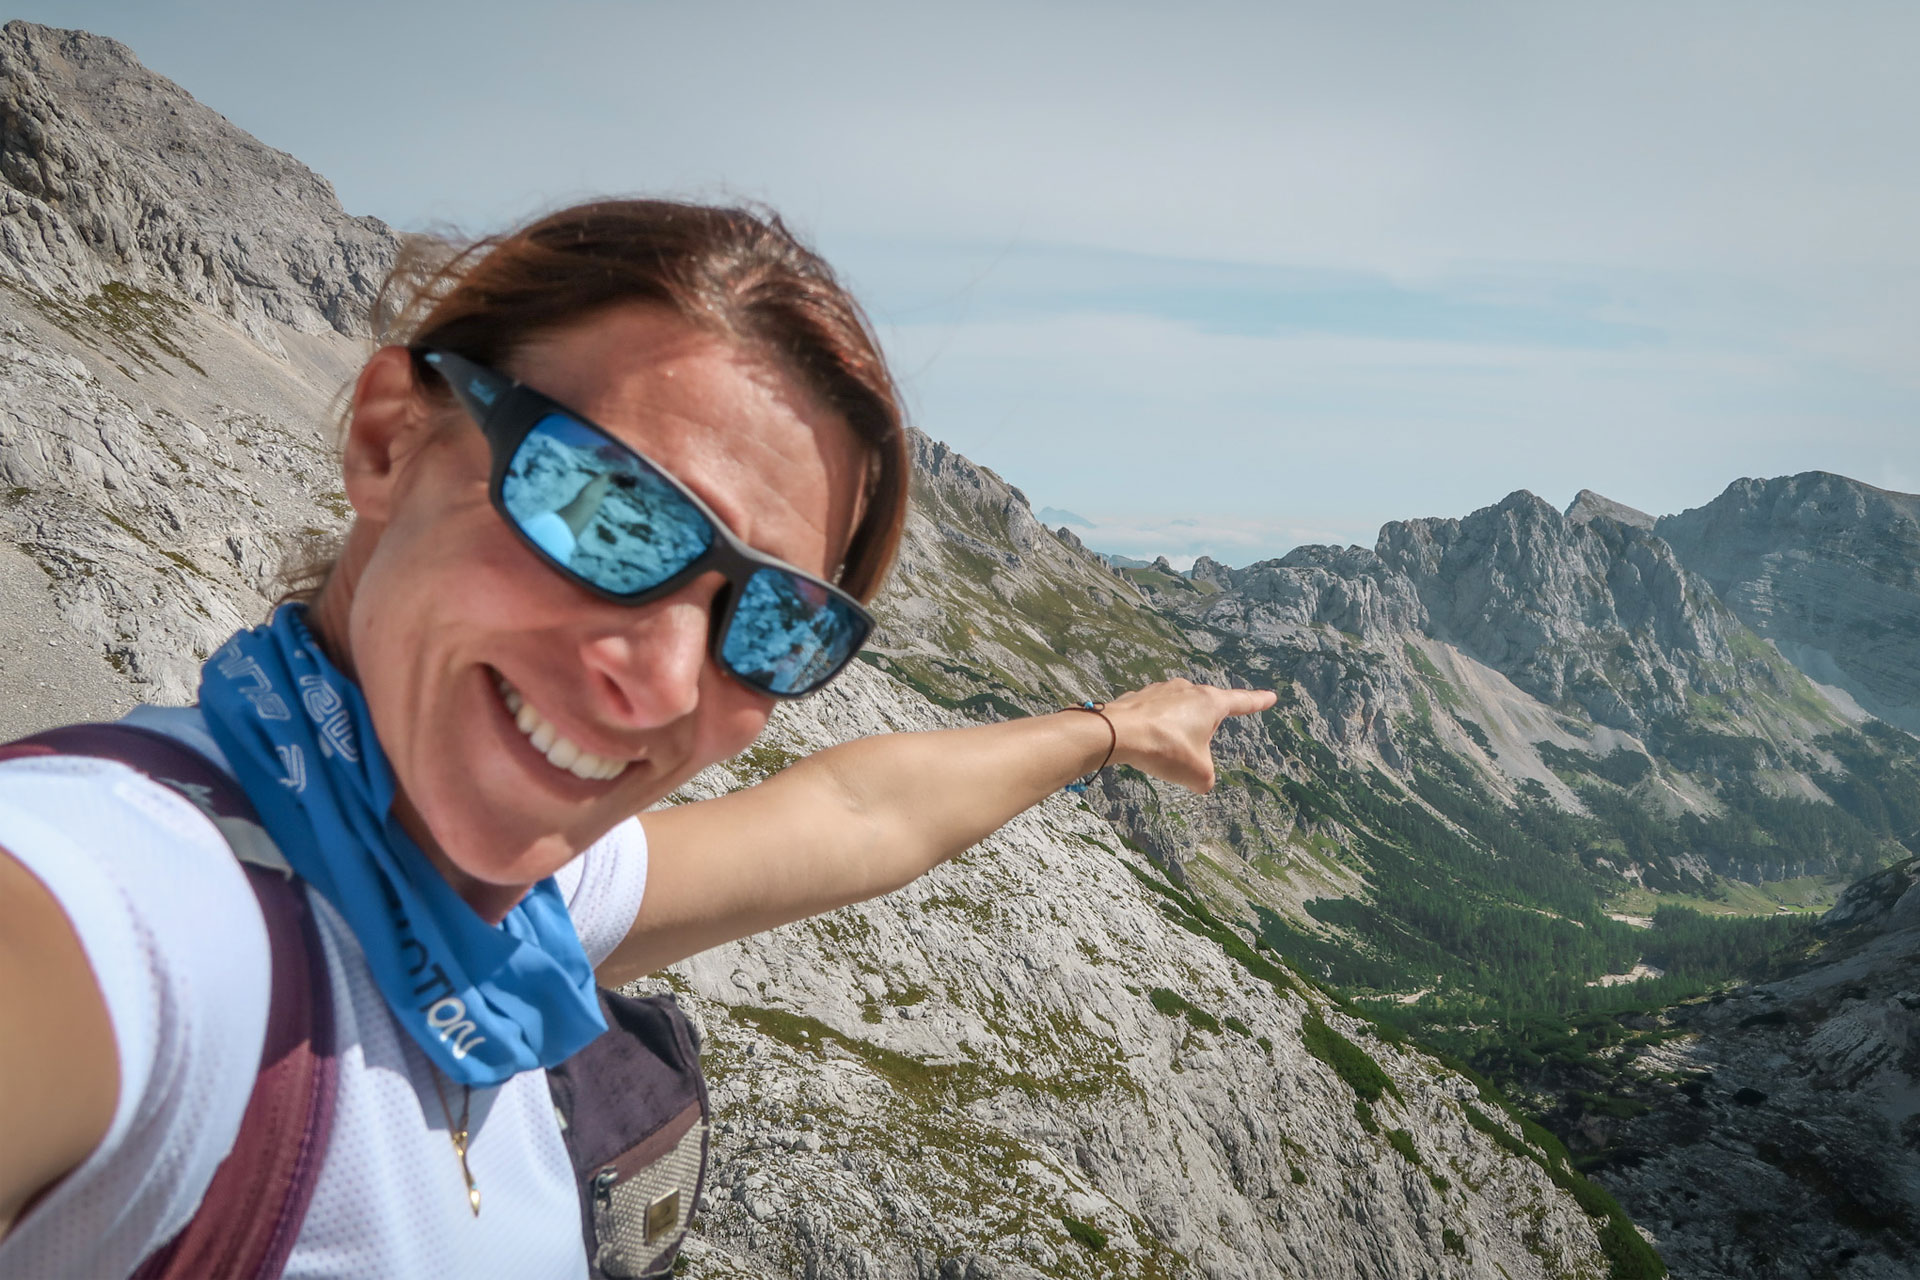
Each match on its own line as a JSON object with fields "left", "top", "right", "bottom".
{"left": 1241, "top": 712, "right": 1920, "bottom": 1160}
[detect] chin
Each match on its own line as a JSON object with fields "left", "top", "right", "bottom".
{"left": 422, "top": 755, "right": 667, "bottom": 890}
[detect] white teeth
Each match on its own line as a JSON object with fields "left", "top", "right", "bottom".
{"left": 492, "top": 673, "right": 629, "bottom": 782}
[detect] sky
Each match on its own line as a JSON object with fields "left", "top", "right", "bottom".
{"left": 22, "top": 1, "right": 1920, "bottom": 566}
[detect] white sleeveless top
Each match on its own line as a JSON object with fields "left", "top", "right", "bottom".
{"left": 0, "top": 706, "right": 650, "bottom": 1279}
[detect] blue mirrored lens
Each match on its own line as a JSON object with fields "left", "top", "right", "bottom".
{"left": 721, "top": 568, "right": 868, "bottom": 695}
{"left": 501, "top": 413, "right": 713, "bottom": 594}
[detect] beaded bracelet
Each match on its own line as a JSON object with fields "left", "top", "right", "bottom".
{"left": 1063, "top": 700, "right": 1116, "bottom": 794}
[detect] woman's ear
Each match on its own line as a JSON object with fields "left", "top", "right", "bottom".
{"left": 341, "top": 346, "right": 435, "bottom": 524}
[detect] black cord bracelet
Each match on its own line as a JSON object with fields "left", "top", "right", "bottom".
{"left": 1063, "top": 700, "right": 1116, "bottom": 794}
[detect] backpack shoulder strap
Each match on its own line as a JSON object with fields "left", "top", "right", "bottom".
{"left": 0, "top": 723, "right": 338, "bottom": 1280}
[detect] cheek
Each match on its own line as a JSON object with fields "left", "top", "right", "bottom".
{"left": 342, "top": 497, "right": 558, "bottom": 747}
{"left": 359, "top": 494, "right": 561, "bottom": 636}
{"left": 689, "top": 682, "right": 777, "bottom": 778}
{"left": 714, "top": 701, "right": 773, "bottom": 758}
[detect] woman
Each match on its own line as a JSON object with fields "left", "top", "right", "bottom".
{"left": 0, "top": 200, "right": 1272, "bottom": 1277}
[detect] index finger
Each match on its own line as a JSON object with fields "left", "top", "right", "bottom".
{"left": 1217, "top": 687, "right": 1278, "bottom": 718}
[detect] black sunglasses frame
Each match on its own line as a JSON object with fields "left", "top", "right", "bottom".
{"left": 416, "top": 348, "right": 873, "bottom": 700}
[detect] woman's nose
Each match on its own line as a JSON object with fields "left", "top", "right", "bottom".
{"left": 578, "top": 587, "right": 716, "bottom": 727}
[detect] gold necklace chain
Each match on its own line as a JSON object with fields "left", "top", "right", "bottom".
{"left": 430, "top": 1072, "right": 482, "bottom": 1216}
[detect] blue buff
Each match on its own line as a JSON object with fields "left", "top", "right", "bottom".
{"left": 198, "top": 604, "right": 606, "bottom": 1086}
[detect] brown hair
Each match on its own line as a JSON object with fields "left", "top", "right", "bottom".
{"left": 298, "top": 199, "right": 908, "bottom": 603}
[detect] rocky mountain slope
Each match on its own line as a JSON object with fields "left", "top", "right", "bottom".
{"left": 1658, "top": 473, "right": 1920, "bottom": 736}
{"left": 0, "top": 21, "right": 1638, "bottom": 1280}
{"left": 0, "top": 20, "right": 389, "bottom": 726}
{"left": 1585, "top": 852, "right": 1920, "bottom": 1280}
{"left": 0, "top": 20, "right": 395, "bottom": 345}
{"left": 872, "top": 342, "right": 1920, "bottom": 1278}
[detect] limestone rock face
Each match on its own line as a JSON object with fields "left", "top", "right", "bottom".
{"left": 0, "top": 21, "right": 399, "bottom": 351}
{"left": 0, "top": 302, "right": 359, "bottom": 721}
{"left": 1657, "top": 472, "right": 1920, "bottom": 734}
{"left": 1375, "top": 490, "right": 1737, "bottom": 732}
{"left": 0, "top": 20, "right": 381, "bottom": 729}
{"left": 1565, "top": 489, "right": 1655, "bottom": 531}
{"left": 1194, "top": 544, "right": 1428, "bottom": 647}
{"left": 1595, "top": 858, "right": 1920, "bottom": 1279}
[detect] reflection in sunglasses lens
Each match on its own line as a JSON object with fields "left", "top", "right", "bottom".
{"left": 503, "top": 414, "right": 713, "bottom": 593}
{"left": 721, "top": 568, "right": 864, "bottom": 695}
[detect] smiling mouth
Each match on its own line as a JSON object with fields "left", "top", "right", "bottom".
{"left": 493, "top": 672, "right": 630, "bottom": 782}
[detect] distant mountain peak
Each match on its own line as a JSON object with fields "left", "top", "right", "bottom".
{"left": 1565, "top": 489, "right": 1656, "bottom": 530}
{"left": 1494, "top": 488, "right": 1555, "bottom": 515}
{"left": 1657, "top": 470, "right": 1920, "bottom": 733}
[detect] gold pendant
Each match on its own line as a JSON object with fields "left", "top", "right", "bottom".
{"left": 453, "top": 1137, "right": 479, "bottom": 1216}
{"left": 432, "top": 1075, "right": 482, "bottom": 1217}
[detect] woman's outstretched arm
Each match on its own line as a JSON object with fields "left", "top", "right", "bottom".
{"left": 0, "top": 847, "right": 118, "bottom": 1241}
{"left": 600, "top": 679, "right": 1275, "bottom": 983}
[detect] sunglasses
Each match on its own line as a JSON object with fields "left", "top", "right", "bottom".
{"left": 417, "top": 348, "right": 873, "bottom": 699}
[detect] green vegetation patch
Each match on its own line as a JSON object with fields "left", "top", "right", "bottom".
{"left": 1385, "top": 1127, "right": 1423, "bottom": 1167}
{"left": 28, "top": 281, "right": 208, "bottom": 376}
{"left": 1122, "top": 861, "right": 1303, "bottom": 1002}
{"left": 728, "top": 1004, "right": 1124, "bottom": 1108}
{"left": 1538, "top": 740, "right": 1654, "bottom": 789}
{"left": 1299, "top": 1008, "right": 1399, "bottom": 1104}
{"left": 1403, "top": 642, "right": 1463, "bottom": 709}
{"left": 1119, "top": 565, "right": 1196, "bottom": 595}
{"left": 1455, "top": 716, "right": 1493, "bottom": 754}
{"left": 732, "top": 741, "right": 800, "bottom": 779}
{"left": 1062, "top": 1214, "right": 1108, "bottom": 1252}
{"left": 1147, "top": 986, "right": 1220, "bottom": 1033}
{"left": 1462, "top": 1102, "right": 1533, "bottom": 1162}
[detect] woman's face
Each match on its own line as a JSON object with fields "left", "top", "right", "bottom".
{"left": 328, "top": 304, "right": 868, "bottom": 913}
